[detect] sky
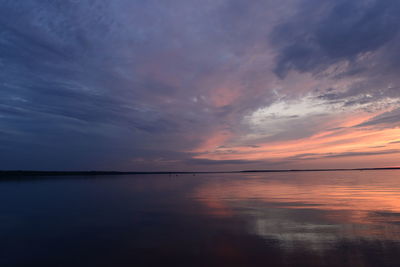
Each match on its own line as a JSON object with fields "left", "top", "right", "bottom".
{"left": 1, "top": 0, "right": 400, "bottom": 171}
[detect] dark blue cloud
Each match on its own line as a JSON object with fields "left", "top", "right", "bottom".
{"left": 356, "top": 108, "right": 400, "bottom": 128}
{"left": 186, "top": 158, "right": 265, "bottom": 165}
{"left": 0, "top": 0, "right": 271, "bottom": 170}
{"left": 289, "top": 150, "right": 400, "bottom": 160}
{"left": 273, "top": 0, "right": 400, "bottom": 77}
{"left": 1, "top": 0, "right": 400, "bottom": 171}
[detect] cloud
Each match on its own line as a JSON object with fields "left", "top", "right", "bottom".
{"left": 289, "top": 149, "right": 400, "bottom": 161}
{"left": 186, "top": 158, "right": 266, "bottom": 166}
{"left": 272, "top": 0, "right": 400, "bottom": 78}
{"left": 1, "top": 0, "right": 400, "bottom": 171}
{"left": 356, "top": 108, "right": 400, "bottom": 128}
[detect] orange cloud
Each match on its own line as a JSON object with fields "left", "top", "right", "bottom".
{"left": 189, "top": 110, "right": 400, "bottom": 168}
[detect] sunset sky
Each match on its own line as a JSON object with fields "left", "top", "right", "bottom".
{"left": 1, "top": 0, "right": 400, "bottom": 171}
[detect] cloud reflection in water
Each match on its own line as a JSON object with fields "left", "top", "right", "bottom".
{"left": 193, "top": 171, "right": 400, "bottom": 251}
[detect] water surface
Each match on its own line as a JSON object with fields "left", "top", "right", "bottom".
{"left": 1, "top": 171, "right": 400, "bottom": 266}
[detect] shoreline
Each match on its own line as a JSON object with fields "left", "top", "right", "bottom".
{"left": 1, "top": 167, "right": 400, "bottom": 177}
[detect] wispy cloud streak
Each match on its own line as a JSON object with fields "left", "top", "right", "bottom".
{"left": 0, "top": 0, "right": 400, "bottom": 170}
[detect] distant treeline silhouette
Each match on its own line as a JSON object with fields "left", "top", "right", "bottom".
{"left": 1, "top": 167, "right": 400, "bottom": 177}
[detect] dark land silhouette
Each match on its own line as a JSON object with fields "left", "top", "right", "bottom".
{"left": 1, "top": 167, "right": 400, "bottom": 177}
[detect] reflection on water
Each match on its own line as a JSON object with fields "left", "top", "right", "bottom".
{"left": 194, "top": 171, "right": 400, "bottom": 248}
{"left": 1, "top": 171, "right": 400, "bottom": 266}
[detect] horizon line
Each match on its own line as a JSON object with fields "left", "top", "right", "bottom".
{"left": 1, "top": 167, "right": 400, "bottom": 176}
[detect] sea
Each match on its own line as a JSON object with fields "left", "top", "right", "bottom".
{"left": 1, "top": 170, "right": 400, "bottom": 266}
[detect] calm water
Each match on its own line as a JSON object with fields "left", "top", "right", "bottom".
{"left": 1, "top": 171, "right": 400, "bottom": 266}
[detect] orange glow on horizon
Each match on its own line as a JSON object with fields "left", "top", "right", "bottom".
{"left": 189, "top": 109, "right": 400, "bottom": 168}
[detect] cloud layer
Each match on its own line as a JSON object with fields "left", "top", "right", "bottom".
{"left": 1, "top": 0, "right": 400, "bottom": 170}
